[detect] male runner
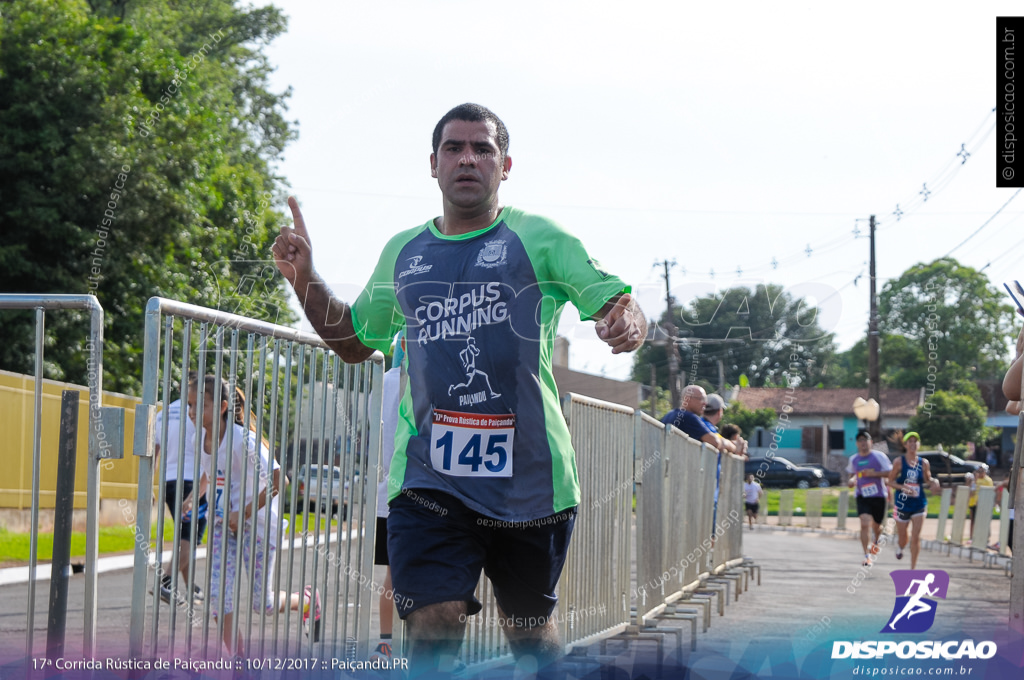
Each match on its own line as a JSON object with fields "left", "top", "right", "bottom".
{"left": 847, "top": 430, "right": 891, "bottom": 566}
{"left": 272, "top": 103, "right": 646, "bottom": 674}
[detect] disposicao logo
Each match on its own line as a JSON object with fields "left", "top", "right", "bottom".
{"left": 831, "top": 569, "right": 997, "bottom": 660}
{"left": 882, "top": 569, "right": 948, "bottom": 634}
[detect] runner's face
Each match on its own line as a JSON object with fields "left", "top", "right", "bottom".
{"left": 905, "top": 438, "right": 918, "bottom": 455}
{"left": 430, "top": 119, "right": 510, "bottom": 211}
{"left": 857, "top": 436, "right": 871, "bottom": 454}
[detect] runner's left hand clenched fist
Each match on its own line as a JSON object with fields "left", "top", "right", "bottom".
{"left": 596, "top": 293, "right": 646, "bottom": 355}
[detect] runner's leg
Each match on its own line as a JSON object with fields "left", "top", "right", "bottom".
{"left": 406, "top": 601, "right": 468, "bottom": 673}
{"left": 910, "top": 514, "right": 924, "bottom": 569}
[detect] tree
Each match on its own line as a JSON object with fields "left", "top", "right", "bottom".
{"left": 720, "top": 401, "right": 776, "bottom": 437}
{"left": 907, "top": 390, "right": 987, "bottom": 448}
{"left": 879, "top": 258, "right": 1014, "bottom": 381}
{"left": 632, "top": 284, "right": 837, "bottom": 390}
{"left": 638, "top": 386, "right": 674, "bottom": 421}
{"left": 0, "top": 0, "right": 297, "bottom": 395}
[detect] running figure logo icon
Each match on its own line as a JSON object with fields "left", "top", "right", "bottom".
{"left": 448, "top": 336, "right": 501, "bottom": 403}
{"left": 882, "top": 570, "right": 949, "bottom": 633}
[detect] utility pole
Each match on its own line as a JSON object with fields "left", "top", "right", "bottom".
{"left": 867, "top": 215, "right": 882, "bottom": 439}
{"left": 657, "top": 259, "right": 682, "bottom": 410}
{"left": 649, "top": 363, "right": 657, "bottom": 418}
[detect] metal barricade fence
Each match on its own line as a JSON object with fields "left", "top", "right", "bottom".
{"left": 805, "top": 489, "right": 823, "bottom": 530}
{"left": 633, "top": 414, "right": 746, "bottom": 621}
{"left": 969, "top": 486, "right": 996, "bottom": 553}
{"left": 778, "top": 489, "right": 795, "bottom": 526}
{"left": 714, "top": 452, "right": 744, "bottom": 568}
{"left": 697, "top": 445, "right": 719, "bottom": 575}
{"left": 127, "top": 297, "right": 383, "bottom": 662}
{"left": 663, "top": 427, "right": 706, "bottom": 595}
{"left": 0, "top": 294, "right": 111, "bottom": 659}
{"left": 557, "top": 393, "right": 634, "bottom": 649}
{"left": 633, "top": 412, "right": 668, "bottom": 620}
{"left": 935, "top": 487, "right": 953, "bottom": 541}
{"left": 949, "top": 485, "right": 970, "bottom": 545}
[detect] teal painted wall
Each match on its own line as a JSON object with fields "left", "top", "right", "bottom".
{"left": 843, "top": 416, "right": 860, "bottom": 454}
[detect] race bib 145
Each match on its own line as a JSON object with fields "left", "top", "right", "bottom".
{"left": 430, "top": 409, "right": 515, "bottom": 477}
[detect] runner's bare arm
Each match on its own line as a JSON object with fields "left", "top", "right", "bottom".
{"left": 1004, "top": 325, "right": 1024, "bottom": 400}
{"left": 888, "top": 457, "right": 902, "bottom": 488}
{"left": 272, "top": 197, "right": 375, "bottom": 363}
{"left": 594, "top": 293, "right": 647, "bottom": 355}
{"left": 924, "top": 459, "right": 940, "bottom": 493}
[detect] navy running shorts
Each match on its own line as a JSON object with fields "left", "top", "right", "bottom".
{"left": 387, "top": 488, "right": 576, "bottom": 623}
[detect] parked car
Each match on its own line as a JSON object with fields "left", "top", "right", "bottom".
{"left": 744, "top": 456, "right": 827, "bottom": 489}
{"left": 916, "top": 450, "right": 985, "bottom": 487}
{"left": 798, "top": 464, "right": 841, "bottom": 488}
{"left": 296, "top": 465, "right": 347, "bottom": 517}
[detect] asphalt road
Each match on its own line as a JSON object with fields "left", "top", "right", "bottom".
{"left": 0, "top": 525, "right": 1019, "bottom": 679}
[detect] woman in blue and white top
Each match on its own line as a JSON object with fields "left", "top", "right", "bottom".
{"left": 889, "top": 431, "right": 940, "bottom": 569}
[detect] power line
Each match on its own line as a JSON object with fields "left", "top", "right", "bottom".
{"left": 944, "top": 189, "right": 1023, "bottom": 258}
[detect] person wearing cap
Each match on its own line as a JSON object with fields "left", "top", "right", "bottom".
{"left": 889, "top": 431, "right": 939, "bottom": 569}
{"left": 968, "top": 462, "right": 994, "bottom": 537}
{"left": 704, "top": 394, "right": 748, "bottom": 456}
{"left": 846, "top": 430, "right": 892, "bottom": 566}
{"left": 661, "top": 385, "right": 741, "bottom": 454}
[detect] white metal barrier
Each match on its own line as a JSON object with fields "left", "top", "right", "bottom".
{"left": 949, "top": 485, "right": 970, "bottom": 546}
{"left": 0, "top": 294, "right": 113, "bottom": 659}
{"left": 633, "top": 411, "right": 670, "bottom": 619}
{"left": 714, "top": 451, "right": 745, "bottom": 568}
{"left": 557, "top": 393, "right": 634, "bottom": 649}
{"left": 633, "top": 413, "right": 744, "bottom": 623}
{"left": 778, "top": 489, "right": 795, "bottom": 527}
{"left": 127, "top": 298, "right": 384, "bottom": 661}
{"left": 970, "top": 487, "right": 997, "bottom": 551}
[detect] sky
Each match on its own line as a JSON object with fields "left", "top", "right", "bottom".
{"left": 259, "top": 0, "right": 1023, "bottom": 381}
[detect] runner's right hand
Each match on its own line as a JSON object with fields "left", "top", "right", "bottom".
{"left": 272, "top": 196, "right": 315, "bottom": 288}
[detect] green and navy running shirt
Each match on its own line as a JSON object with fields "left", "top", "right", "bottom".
{"left": 350, "top": 206, "right": 628, "bottom": 521}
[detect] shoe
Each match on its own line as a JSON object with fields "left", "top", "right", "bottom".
{"left": 302, "top": 586, "right": 321, "bottom": 642}
{"left": 862, "top": 554, "right": 871, "bottom": 566}
{"left": 895, "top": 545, "right": 903, "bottom": 560}
{"left": 159, "top": 575, "right": 173, "bottom": 604}
{"left": 192, "top": 584, "right": 204, "bottom": 601}
{"left": 868, "top": 543, "right": 880, "bottom": 555}
{"left": 370, "top": 642, "right": 393, "bottom": 662}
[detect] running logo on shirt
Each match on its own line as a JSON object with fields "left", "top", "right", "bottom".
{"left": 447, "top": 335, "right": 501, "bottom": 405}
{"left": 882, "top": 570, "right": 949, "bottom": 634}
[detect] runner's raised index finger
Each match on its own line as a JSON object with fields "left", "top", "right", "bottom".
{"left": 287, "top": 196, "right": 311, "bottom": 242}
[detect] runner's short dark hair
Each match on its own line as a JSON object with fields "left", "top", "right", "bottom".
{"left": 856, "top": 429, "right": 870, "bottom": 441}
{"left": 432, "top": 103, "right": 509, "bottom": 158}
